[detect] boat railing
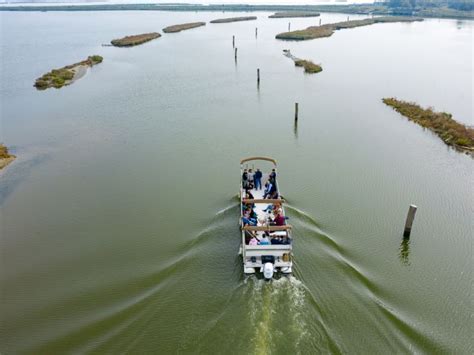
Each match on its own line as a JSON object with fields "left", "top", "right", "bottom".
{"left": 245, "top": 244, "right": 292, "bottom": 250}
{"left": 242, "top": 198, "right": 285, "bottom": 204}
{"left": 242, "top": 225, "right": 291, "bottom": 231}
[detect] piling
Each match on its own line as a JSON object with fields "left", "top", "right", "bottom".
{"left": 235, "top": 47, "right": 238, "bottom": 60}
{"left": 347, "top": 16, "right": 350, "bottom": 21}
{"left": 288, "top": 22, "right": 291, "bottom": 31}
{"left": 257, "top": 68, "right": 260, "bottom": 84}
{"left": 319, "top": 19, "right": 322, "bottom": 26}
{"left": 232, "top": 35, "right": 235, "bottom": 48}
{"left": 255, "top": 27, "right": 258, "bottom": 38}
{"left": 403, "top": 205, "right": 417, "bottom": 238}
{"left": 294, "top": 102, "right": 299, "bottom": 121}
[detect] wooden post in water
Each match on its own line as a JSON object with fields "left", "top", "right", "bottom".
{"left": 319, "top": 19, "right": 322, "bottom": 26}
{"left": 235, "top": 47, "right": 238, "bottom": 60}
{"left": 288, "top": 22, "right": 291, "bottom": 31}
{"left": 347, "top": 16, "right": 350, "bottom": 21}
{"left": 403, "top": 205, "right": 417, "bottom": 238}
{"left": 255, "top": 27, "right": 258, "bottom": 38}
{"left": 257, "top": 68, "right": 260, "bottom": 85}
{"left": 232, "top": 35, "right": 235, "bottom": 48}
{"left": 294, "top": 102, "right": 299, "bottom": 122}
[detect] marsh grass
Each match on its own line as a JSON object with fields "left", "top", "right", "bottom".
{"left": 210, "top": 16, "right": 257, "bottom": 23}
{"left": 0, "top": 144, "right": 11, "bottom": 159}
{"left": 111, "top": 32, "right": 161, "bottom": 47}
{"left": 383, "top": 98, "right": 474, "bottom": 153}
{"left": 163, "top": 22, "right": 205, "bottom": 33}
{"left": 276, "top": 16, "right": 423, "bottom": 40}
{"left": 294, "top": 59, "right": 322, "bottom": 74}
{"left": 0, "top": 144, "right": 15, "bottom": 169}
{"left": 269, "top": 12, "right": 320, "bottom": 18}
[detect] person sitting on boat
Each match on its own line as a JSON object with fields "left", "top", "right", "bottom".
{"left": 254, "top": 168, "right": 263, "bottom": 190}
{"left": 271, "top": 236, "right": 283, "bottom": 244}
{"left": 282, "top": 236, "right": 291, "bottom": 245}
{"left": 242, "top": 216, "right": 257, "bottom": 226}
{"left": 263, "top": 180, "right": 274, "bottom": 199}
{"left": 259, "top": 233, "right": 270, "bottom": 245}
{"left": 245, "top": 191, "right": 255, "bottom": 209}
{"left": 271, "top": 212, "right": 288, "bottom": 226}
{"left": 249, "top": 235, "right": 259, "bottom": 245}
{"left": 263, "top": 202, "right": 281, "bottom": 214}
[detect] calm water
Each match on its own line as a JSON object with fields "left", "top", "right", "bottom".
{"left": 1, "top": 10, "right": 473, "bottom": 354}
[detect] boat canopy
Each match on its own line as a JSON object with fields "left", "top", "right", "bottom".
{"left": 240, "top": 157, "right": 277, "bottom": 166}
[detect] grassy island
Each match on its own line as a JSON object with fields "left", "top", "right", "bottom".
{"left": 34, "top": 55, "right": 103, "bottom": 90}
{"left": 383, "top": 98, "right": 474, "bottom": 154}
{"left": 269, "top": 12, "right": 320, "bottom": 18}
{"left": 295, "top": 59, "right": 322, "bottom": 74}
{"left": 276, "top": 16, "right": 423, "bottom": 41}
{"left": 163, "top": 22, "right": 206, "bottom": 33}
{"left": 111, "top": 32, "right": 161, "bottom": 47}
{"left": 210, "top": 16, "right": 257, "bottom": 23}
{"left": 0, "top": 144, "right": 15, "bottom": 170}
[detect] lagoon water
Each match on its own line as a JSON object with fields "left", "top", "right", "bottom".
{"left": 1, "top": 10, "right": 473, "bottom": 354}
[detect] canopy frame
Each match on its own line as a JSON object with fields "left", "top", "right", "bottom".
{"left": 240, "top": 157, "right": 277, "bottom": 166}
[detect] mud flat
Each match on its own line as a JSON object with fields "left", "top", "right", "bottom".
{"left": 111, "top": 32, "right": 161, "bottom": 47}
{"left": 383, "top": 98, "right": 474, "bottom": 155}
{"left": 0, "top": 144, "right": 15, "bottom": 170}
{"left": 276, "top": 16, "right": 423, "bottom": 40}
{"left": 34, "top": 55, "right": 103, "bottom": 90}
{"left": 210, "top": 16, "right": 257, "bottom": 23}
{"left": 269, "top": 12, "right": 320, "bottom": 18}
{"left": 163, "top": 22, "right": 206, "bottom": 33}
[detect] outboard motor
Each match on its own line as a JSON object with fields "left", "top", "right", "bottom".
{"left": 263, "top": 262, "right": 274, "bottom": 280}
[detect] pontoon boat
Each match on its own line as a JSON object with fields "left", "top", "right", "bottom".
{"left": 239, "top": 157, "right": 293, "bottom": 280}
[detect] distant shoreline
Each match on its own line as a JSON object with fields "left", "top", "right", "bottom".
{"left": 0, "top": 4, "right": 472, "bottom": 20}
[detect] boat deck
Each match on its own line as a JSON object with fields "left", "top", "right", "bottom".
{"left": 242, "top": 174, "right": 289, "bottom": 243}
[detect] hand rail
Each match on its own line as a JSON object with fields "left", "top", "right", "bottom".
{"left": 242, "top": 198, "right": 285, "bottom": 204}
{"left": 242, "top": 225, "right": 291, "bottom": 231}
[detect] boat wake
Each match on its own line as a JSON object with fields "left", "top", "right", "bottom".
{"left": 242, "top": 276, "right": 336, "bottom": 354}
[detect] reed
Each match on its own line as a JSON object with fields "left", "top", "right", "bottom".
{"left": 383, "top": 98, "right": 474, "bottom": 153}
{"left": 210, "top": 16, "right": 257, "bottom": 23}
{"left": 276, "top": 16, "right": 423, "bottom": 40}
{"left": 0, "top": 144, "right": 15, "bottom": 170}
{"left": 163, "top": 22, "right": 205, "bottom": 33}
{"left": 111, "top": 32, "right": 161, "bottom": 47}
{"left": 269, "top": 12, "right": 320, "bottom": 18}
{"left": 294, "top": 59, "right": 322, "bottom": 74}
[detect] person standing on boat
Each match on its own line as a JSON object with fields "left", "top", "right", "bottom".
{"left": 248, "top": 169, "right": 255, "bottom": 189}
{"left": 254, "top": 169, "right": 262, "bottom": 190}
{"left": 269, "top": 168, "right": 277, "bottom": 182}
{"left": 242, "top": 169, "right": 249, "bottom": 190}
